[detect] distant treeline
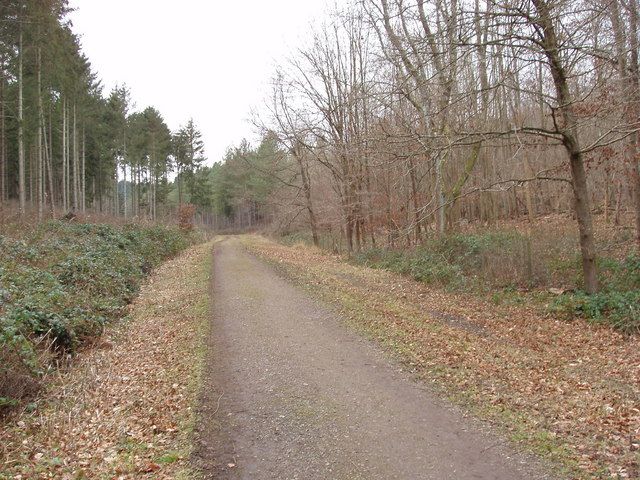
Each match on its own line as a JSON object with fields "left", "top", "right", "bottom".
{"left": 0, "top": 1, "right": 206, "bottom": 221}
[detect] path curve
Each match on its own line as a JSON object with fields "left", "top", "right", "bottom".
{"left": 193, "top": 238, "right": 555, "bottom": 479}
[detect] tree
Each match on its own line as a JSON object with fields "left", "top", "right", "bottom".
{"left": 0, "top": 2, "right": 200, "bottom": 221}
{"left": 527, "top": 0, "right": 599, "bottom": 292}
{"left": 103, "top": 85, "right": 131, "bottom": 215}
{"left": 125, "top": 107, "right": 172, "bottom": 219}
{"left": 173, "top": 118, "right": 205, "bottom": 206}
{"left": 244, "top": 0, "right": 639, "bottom": 289}
{"left": 209, "top": 137, "right": 280, "bottom": 228}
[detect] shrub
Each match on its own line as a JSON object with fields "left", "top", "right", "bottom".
{"left": 352, "top": 231, "right": 536, "bottom": 290}
{"left": 550, "top": 254, "right": 640, "bottom": 333}
{"left": 178, "top": 204, "right": 197, "bottom": 231}
{"left": 0, "top": 221, "right": 194, "bottom": 411}
{"left": 351, "top": 231, "right": 640, "bottom": 332}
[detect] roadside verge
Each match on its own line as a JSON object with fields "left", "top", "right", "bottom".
{"left": 0, "top": 241, "right": 213, "bottom": 480}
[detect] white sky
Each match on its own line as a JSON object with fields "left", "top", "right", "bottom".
{"left": 68, "top": 0, "right": 331, "bottom": 165}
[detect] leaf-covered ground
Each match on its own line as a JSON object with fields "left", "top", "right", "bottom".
{"left": 242, "top": 235, "right": 639, "bottom": 480}
{"left": 0, "top": 241, "right": 212, "bottom": 480}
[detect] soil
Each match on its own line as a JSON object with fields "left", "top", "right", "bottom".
{"left": 192, "top": 238, "right": 556, "bottom": 479}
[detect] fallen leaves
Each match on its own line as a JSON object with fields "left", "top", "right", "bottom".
{"left": 141, "top": 462, "right": 161, "bottom": 473}
{"left": 0, "top": 241, "right": 213, "bottom": 479}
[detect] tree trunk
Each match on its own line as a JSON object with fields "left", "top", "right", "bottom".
{"left": 44, "top": 138, "right": 54, "bottom": 218}
{"left": 37, "top": 47, "right": 44, "bottom": 220}
{"left": 48, "top": 101, "right": 53, "bottom": 207}
{"left": 98, "top": 154, "right": 103, "bottom": 212}
{"left": 72, "top": 103, "right": 78, "bottom": 211}
{"left": 0, "top": 61, "right": 5, "bottom": 204}
{"left": 29, "top": 147, "right": 33, "bottom": 204}
{"left": 525, "top": 158, "right": 536, "bottom": 222}
{"left": 123, "top": 129, "right": 127, "bottom": 219}
{"left": 37, "top": 46, "right": 54, "bottom": 218}
{"left": 177, "top": 166, "right": 183, "bottom": 207}
{"left": 81, "top": 126, "right": 86, "bottom": 212}
{"left": 43, "top": 102, "right": 55, "bottom": 218}
{"left": 66, "top": 102, "right": 71, "bottom": 210}
{"left": 37, "top": 135, "right": 43, "bottom": 221}
{"left": 122, "top": 164, "right": 127, "bottom": 219}
{"left": 62, "top": 98, "right": 67, "bottom": 212}
{"left": 533, "top": 0, "right": 599, "bottom": 293}
{"left": 153, "top": 174, "right": 157, "bottom": 221}
{"left": 114, "top": 167, "right": 119, "bottom": 216}
{"left": 615, "top": 180, "right": 622, "bottom": 225}
{"left": 610, "top": 0, "right": 640, "bottom": 250}
{"left": 136, "top": 165, "right": 141, "bottom": 217}
{"left": 627, "top": 0, "right": 640, "bottom": 250}
{"left": 18, "top": 28, "right": 26, "bottom": 216}
{"left": 435, "top": 155, "right": 446, "bottom": 233}
{"left": 294, "top": 144, "right": 319, "bottom": 247}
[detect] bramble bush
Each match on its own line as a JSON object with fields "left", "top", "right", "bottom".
{"left": 0, "top": 221, "right": 194, "bottom": 410}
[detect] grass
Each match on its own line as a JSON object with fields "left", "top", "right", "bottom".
{"left": 157, "top": 452, "right": 181, "bottom": 464}
{"left": 172, "top": 252, "right": 212, "bottom": 480}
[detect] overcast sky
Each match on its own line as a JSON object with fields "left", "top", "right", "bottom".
{"left": 68, "top": 0, "right": 330, "bottom": 165}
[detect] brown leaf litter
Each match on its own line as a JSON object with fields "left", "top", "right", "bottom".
{"left": 0, "top": 242, "right": 213, "bottom": 480}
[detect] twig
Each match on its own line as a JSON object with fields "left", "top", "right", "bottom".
{"left": 212, "top": 392, "right": 225, "bottom": 416}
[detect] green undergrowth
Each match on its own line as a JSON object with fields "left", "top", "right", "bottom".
{"left": 0, "top": 220, "right": 196, "bottom": 410}
{"left": 351, "top": 231, "right": 543, "bottom": 291}
{"left": 549, "top": 255, "right": 640, "bottom": 333}
{"left": 338, "top": 230, "right": 639, "bottom": 333}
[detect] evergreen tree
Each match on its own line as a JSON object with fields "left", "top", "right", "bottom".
{"left": 0, "top": 3, "right": 203, "bottom": 219}
{"left": 173, "top": 118, "right": 205, "bottom": 205}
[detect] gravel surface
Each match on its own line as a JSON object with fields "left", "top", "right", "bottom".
{"left": 193, "top": 238, "right": 556, "bottom": 479}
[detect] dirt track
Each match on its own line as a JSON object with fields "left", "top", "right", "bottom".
{"left": 193, "top": 238, "right": 555, "bottom": 479}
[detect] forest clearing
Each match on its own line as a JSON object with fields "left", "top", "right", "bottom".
{"left": 2, "top": 0, "right": 640, "bottom": 479}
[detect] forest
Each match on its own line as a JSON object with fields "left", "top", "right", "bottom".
{"left": 0, "top": 0, "right": 205, "bottom": 423}
{"left": 1, "top": 1, "right": 639, "bottom": 313}
{"left": 0, "top": 0, "right": 206, "bottom": 224}
{"left": 1, "top": 1, "right": 640, "bottom": 479}
{"left": 204, "top": 0, "right": 640, "bottom": 301}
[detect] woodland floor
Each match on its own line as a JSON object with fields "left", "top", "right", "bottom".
{"left": 1, "top": 234, "right": 638, "bottom": 480}
{"left": 241, "top": 234, "right": 639, "bottom": 480}
{"left": 0, "top": 241, "right": 213, "bottom": 479}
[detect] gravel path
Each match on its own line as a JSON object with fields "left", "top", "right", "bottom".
{"left": 193, "top": 238, "right": 555, "bottom": 479}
